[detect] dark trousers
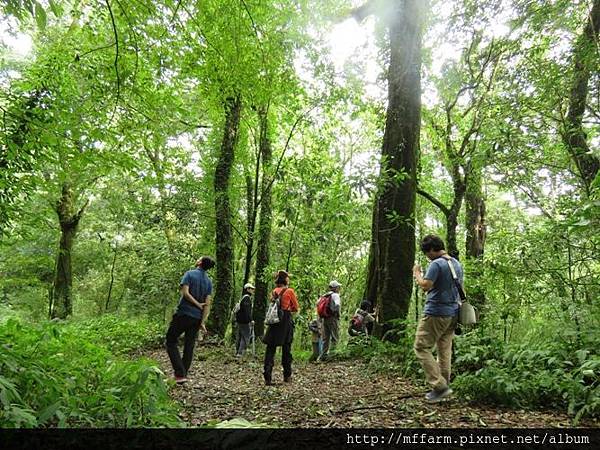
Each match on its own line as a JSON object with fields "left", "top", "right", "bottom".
{"left": 166, "top": 313, "right": 201, "bottom": 377}
{"left": 263, "top": 342, "right": 292, "bottom": 381}
{"left": 236, "top": 322, "right": 252, "bottom": 356}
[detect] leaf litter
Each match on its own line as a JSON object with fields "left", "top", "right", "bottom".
{"left": 145, "top": 346, "right": 599, "bottom": 428}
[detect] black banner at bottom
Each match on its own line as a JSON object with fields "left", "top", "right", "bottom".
{"left": 0, "top": 428, "right": 598, "bottom": 450}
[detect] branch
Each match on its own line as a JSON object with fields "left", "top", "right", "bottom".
{"left": 104, "top": 0, "right": 120, "bottom": 124}
{"left": 417, "top": 189, "right": 450, "bottom": 217}
{"left": 77, "top": 41, "right": 116, "bottom": 59}
{"left": 157, "top": 0, "right": 184, "bottom": 41}
{"left": 115, "top": 0, "right": 140, "bottom": 82}
{"left": 350, "top": 0, "right": 381, "bottom": 22}
{"left": 254, "top": 102, "right": 321, "bottom": 211}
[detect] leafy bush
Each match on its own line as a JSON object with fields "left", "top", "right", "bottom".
{"left": 337, "top": 319, "right": 422, "bottom": 378}
{"left": 452, "top": 332, "right": 600, "bottom": 423}
{"left": 0, "top": 318, "right": 181, "bottom": 427}
{"left": 65, "top": 314, "right": 165, "bottom": 355}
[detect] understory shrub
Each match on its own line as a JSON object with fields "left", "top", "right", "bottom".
{"left": 452, "top": 331, "right": 600, "bottom": 423}
{"left": 0, "top": 318, "right": 180, "bottom": 428}
{"left": 65, "top": 314, "right": 165, "bottom": 354}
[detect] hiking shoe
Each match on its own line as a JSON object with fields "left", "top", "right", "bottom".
{"left": 174, "top": 376, "right": 188, "bottom": 385}
{"left": 425, "top": 387, "right": 452, "bottom": 403}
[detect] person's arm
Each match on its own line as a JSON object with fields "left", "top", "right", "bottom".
{"left": 288, "top": 289, "right": 299, "bottom": 313}
{"left": 200, "top": 295, "right": 212, "bottom": 333}
{"left": 413, "top": 264, "right": 434, "bottom": 292}
{"left": 180, "top": 284, "right": 206, "bottom": 309}
{"left": 332, "top": 292, "right": 341, "bottom": 311}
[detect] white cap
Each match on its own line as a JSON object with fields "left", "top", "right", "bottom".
{"left": 244, "top": 283, "right": 256, "bottom": 290}
{"left": 329, "top": 280, "right": 341, "bottom": 289}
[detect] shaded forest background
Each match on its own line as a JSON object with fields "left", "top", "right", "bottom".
{"left": 0, "top": 0, "right": 598, "bottom": 427}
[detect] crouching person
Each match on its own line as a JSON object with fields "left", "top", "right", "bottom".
{"left": 348, "top": 300, "right": 376, "bottom": 337}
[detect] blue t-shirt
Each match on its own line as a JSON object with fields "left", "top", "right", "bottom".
{"left": 176, "top": 268, "right": 213, "bottom": 319}
{"left": 423, "top": 257, "right": 462, "bottom": 317}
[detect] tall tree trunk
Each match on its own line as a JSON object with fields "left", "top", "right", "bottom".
{"left": 243, "top": 147, "right": 260, "bottom": 286}
{"left": 465, "top": 165, "right": 486, "bottom": 308}
{"left": 143, "top": 141, "right": 177, "bottom": 255}
{"left": 213, "top": 96, "right": 242, "bottom": 338}
{"left": 51, "top": 183, "right": 87, "bottom": 319}
{"left": 253, "top": 106, "right": 273, "bottom": 338}
{"left": 465, "top": 169, "right": 486, "bottom": 260}
{"left": 369, "top": 0, "right": 427, "bottom": 339}
{"left": 563, "top": 0, "right": 600, "bottom": 194}
{"left": 446, "top": 182, "right": 465, "bottom": 259}
{"left": 105, "top": 244, "right": 118, "bottom": 313}
{"left": 364, "top": 201, "right": 380, "bottom": 307}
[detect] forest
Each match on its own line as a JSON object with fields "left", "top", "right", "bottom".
{"left": 0, "top": 0, "right": 598, "bottom": 430}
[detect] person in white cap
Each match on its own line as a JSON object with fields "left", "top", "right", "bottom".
{"left": 235, "top": 282, "right": 255, "bottom": 357}
{"left": 320, "top": 280, "right": 341, "bottom": 361}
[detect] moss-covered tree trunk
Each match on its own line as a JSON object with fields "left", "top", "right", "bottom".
{"left": 367, "top": 0, "right": 427, "bottom": 339}
{"left": 253, "top": 106, "right": 273, "bottom": 338}
{"left": 563, "top": 0, "right": 600, "bottom": 194}
{"left": 50, "top": 183, "right": 86, "bottom": 319}
{"left": 243, "top": 172, "right": 256, "bottom": 286}
{"left": 213, "top": 96, "right": 242, "bottom": 338}
{"left": 465, "top": 165, "right": 486, "bottom": 308}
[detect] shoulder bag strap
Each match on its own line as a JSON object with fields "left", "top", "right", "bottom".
{"left": 445, "top": 258, "right": 467, "bottom": 301}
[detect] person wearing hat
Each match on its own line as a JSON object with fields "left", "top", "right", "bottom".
{"left": 319, "top": 280, "right": 342, "bottom": 361}
{"left": 263, "top": 270, "right": 299, "bottom": 385}
{"left": 235, "top": 282, "right": 256, "bottom": 358}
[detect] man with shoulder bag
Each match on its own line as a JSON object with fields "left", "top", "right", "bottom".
{"left": 412, "top": 235, "right": 463, "bottom": 403}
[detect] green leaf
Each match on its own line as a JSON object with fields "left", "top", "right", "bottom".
{"left": 34, "top": 1, "right": 47, "bottom": 29}
{"left": 38, "top": 401, "right": 61, "bottom": 424}
{"left": 48, "top": 0, "right": 62, "bottom": 17}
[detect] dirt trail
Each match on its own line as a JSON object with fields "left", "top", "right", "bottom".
{"left": 145, "top": 345, "right": 599, "bottom": 428}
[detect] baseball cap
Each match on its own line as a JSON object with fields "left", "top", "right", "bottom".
{"left": 244, "top": 283, "right": 256, "bottom": 290}
{"left": 329, "top": 280, "right": 341, "bottom": 289}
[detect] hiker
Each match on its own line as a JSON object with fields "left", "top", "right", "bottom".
{"left": 235, "top": 282, "right": 255, "bottom": 358}
{"left": 318, "top": 280, "right": 341, "bottom": 361}
{"left": 165, "top": 256, "right": 215, "bottom": 384}
{"left": 348, "top": 299, "right": 376, "bottom": 337}
{"left": 308, "top": 318, "right": 322, "bottom": 361}
{"left": 412, "top": 234, "right": 462, "bottom": 403}
{"left": 263, "top": 270, "right": 299, "bottom": 385}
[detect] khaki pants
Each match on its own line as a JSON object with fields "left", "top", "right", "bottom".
{"left": 322, "top": 315, "right": 339, "bottom": 356}
{"left": 413, "top": 315, "right": 457, "bottom": 391}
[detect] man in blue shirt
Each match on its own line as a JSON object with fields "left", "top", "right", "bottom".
{"left": 413, "top": 235, "right": 462, "bottom": 403}
{"left": 165, "top": 256, "right": 215, "bottom": 384}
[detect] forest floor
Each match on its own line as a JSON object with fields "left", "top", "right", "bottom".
{"left": 145, "top": 345, "right": 598, "bottom": 428}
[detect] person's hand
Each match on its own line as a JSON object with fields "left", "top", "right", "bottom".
{"left": 413, "top": 264, "right": 422, "bottom": 278}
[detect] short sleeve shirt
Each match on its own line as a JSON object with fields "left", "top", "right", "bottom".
{"left": 176, "top": 268, "right": 213, "bottom": 319}
{"left": 423, "top": 257, "right": 462, "bottom": 317}
{"left": 330, "top": 292, "right": 341, "bottom": 311}
{"left": 273, "top": 287, "right": 299, "bottom": 312}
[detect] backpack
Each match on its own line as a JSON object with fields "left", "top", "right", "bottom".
{"left": 265, "top": 289, "right": 286, "bottom": 325}
{"left": 231, "top": 300, "right": 242, "bottom": 321}
{"left": 349, "top": 312, "right": 364, "bottom": 333}
{"left": 234, "top": 295, "right": 250, "bottom": 323}
{"left": 316, "top": 293, "right": 333, "bottom": 318}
